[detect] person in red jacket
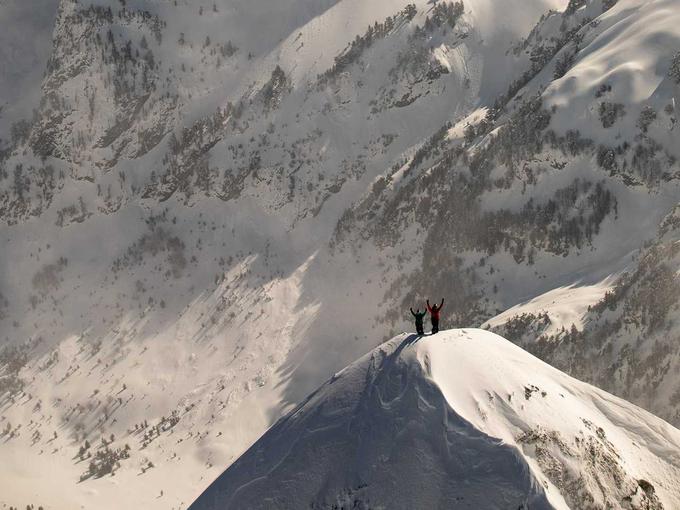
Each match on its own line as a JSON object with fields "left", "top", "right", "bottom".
{"left": 427, "top": 298, "right": 444, "bottom": 334}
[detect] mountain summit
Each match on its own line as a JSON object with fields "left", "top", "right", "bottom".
{"left": 188, "top": 329, "right": 680, "bottom": 510}
{"left": 4, "top": 0, "right": 680, "bottom": 507}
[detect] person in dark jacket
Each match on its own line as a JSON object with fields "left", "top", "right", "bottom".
{"left": 427, "top": 298, "right": 444, "bottom": 334}
{"left": 410, "top": 308, "right": 426, "bottom": 335}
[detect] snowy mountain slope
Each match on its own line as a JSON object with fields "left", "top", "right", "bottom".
{"left": 273, "top": 0, "right": 680, "bottom": 431}
{"left": 320, "top": 0, "right": 680, "bottom": 421}
{"left": 189, "top": 329, "right": 680, "bottom": 510}
{"left": 484, "top": 277, "right": 617, "bottom": 336}
{"left": 334, "top": 0, "right": 680, "bottom": 324}
{"left": 3, "top": 0, "right": 680, "bottom": 508}
{"left": 0, "top": 0, "right": 569, "bottom": 225}
{"left": 475, "top": 0, "right": 680, "bottom": 429}
{"left": 487, "top": 202, "right": 680, "bottom": 426}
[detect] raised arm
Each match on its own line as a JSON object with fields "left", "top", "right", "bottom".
{"left": 440, "top": 298, "right": 445, "bottom": 309}
{"left": 426, "top": 299, "right": 431, "bottom": 312}
{"left": 410, "top": 308, "right": 416, "bottom": 317}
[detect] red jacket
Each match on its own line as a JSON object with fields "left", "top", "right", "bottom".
{"left": 427, "top": 300, "right": 444, "bottom": 320}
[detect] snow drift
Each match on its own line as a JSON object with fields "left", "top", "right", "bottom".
{"left": 188, "top": 329, "right": 680, "bottom": 510}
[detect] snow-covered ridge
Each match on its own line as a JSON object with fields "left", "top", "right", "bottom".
{"left": 4, "top": 0, "right": 680, "bottom": 507}
{"left": 189, "top": 329, "right": 680, "bottom": 510}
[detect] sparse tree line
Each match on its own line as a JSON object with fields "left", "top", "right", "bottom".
{"left": 137, "top": 410, "right": 182, "bottom": 449}
{"left": 147, "top": 104, "right": 236, "bottom": 202}
{"left": 425, "top": 1, "right": 465, "bottom": 31}
{"left": 79, "top": 440, "right": 131, "bottom": 480}
{"left": 0, "top": 163, "right": 64, "bottom": 226}
{"left": 318, "top": 4, "right": 419, "bottom": 85}
{"left": 495, "top": 228, "right": 680, "bottom": 426}
{"left": 1, "top": 0, "right": 676, "bottom": 236}
{"left": 334, "top": 64, "right": 661, "bottom": 329}
{"left": 0, "top": 340, "right": 41, "bottom": 404}
{"left": 0, "top": 0, "right": 174, "bottom": 225}
{"left": 112, "top": 225, "right": 187, "bottom": 279}
{"left": 318, "top": 0, "right": 465, "bottom": 88}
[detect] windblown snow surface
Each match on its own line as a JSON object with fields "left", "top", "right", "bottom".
{"left": 188, "top": 329, "right": 680, "bottom": 510}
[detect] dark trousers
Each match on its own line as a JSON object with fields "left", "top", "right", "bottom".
{"left": 431, "top": 317, "right": 439, "bottom": 334}
{"left": 415, "top": 321, "right": 424, "bottom": 335}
